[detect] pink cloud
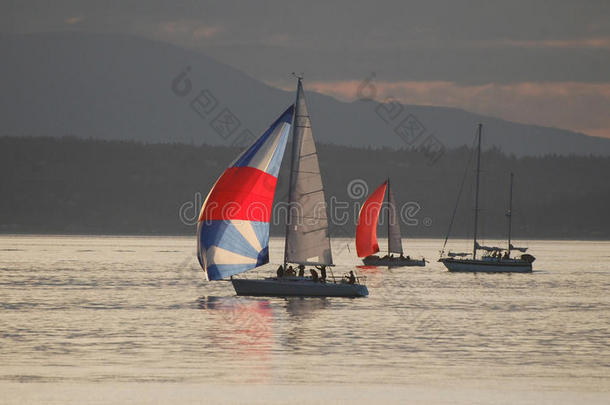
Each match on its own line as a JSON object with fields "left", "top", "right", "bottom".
{"left": 161, "top": 20, "right": 222, "bottom": 39}
{"left": 192, "top": 26, "right": 222, "bottom": 39}
{"left": 501, "top": 37, "right": 610, "bottom": 50}
{"left": 292, "top": 80, "right": 610, "bottom": 139}
{"left": 64, "top": 16, "right": 84, "bottom": 25}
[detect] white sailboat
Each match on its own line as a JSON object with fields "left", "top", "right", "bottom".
{"left": 197, "top": 77, "right": 368, "bottom": 297}
{"left": 439, "top": 124, "right": 535, "bottom": 273}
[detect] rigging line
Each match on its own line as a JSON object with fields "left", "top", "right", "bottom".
{"left": 301, "top": 227, "right": 328, "bottom": 235}
{"left": 439, "top": 133, "right": 479, "bottom": 259}
{"left": 287, "top": 227, "right": 328, "bottom": 236}
{"left": 299, "top": 190, "right": 325, "bottom": 197}
{"left": 287, "top": 183, "right": 329, "bottom": 194}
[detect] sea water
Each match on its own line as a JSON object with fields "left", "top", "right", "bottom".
{"left": 0, "top": 235, "right": 608, "bottom": 404}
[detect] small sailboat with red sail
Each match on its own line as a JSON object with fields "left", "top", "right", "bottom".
{"left": 356, "top": 179, "right": 426, "bottom": 267}
{"left": 197, "top": 76, "right": 368, "bottom": 297}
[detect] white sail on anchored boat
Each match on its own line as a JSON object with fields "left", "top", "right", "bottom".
{"left": 438, "top": 124, "right": 535, "bottom": 273}
{"left": 356, "top": 179, "right": 425, "bottom": 267}
{"left": 197, "top": 77, "right": 368, "bottom": 297}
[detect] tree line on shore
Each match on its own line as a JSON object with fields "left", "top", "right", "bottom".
{"left": 1, "top": 136, "right": 609, "bottom": 239}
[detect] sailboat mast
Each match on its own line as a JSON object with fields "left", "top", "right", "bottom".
{"left": 387, "top": 178, "right": 390, "bottom": 255}
{"left": 507, "top": 172, "right": 514, "bottom": 257}
{"left": 472, "top": 123, "right": 482, "bottom": 259}
{"left": 283, "top": 76, "right": 301, "bottom": 269}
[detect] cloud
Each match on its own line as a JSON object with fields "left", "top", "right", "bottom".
{"left": 192, "top": 26, "right": 222, "bottom": 39}
{"left": 161, "top": 20, "right": 222, "bottom": 39}
{"left": 498, "top": 37, "right": 610, "bottom": 50}
{"left": 64, "top": 16, "right": 84, "bottom": 25}
{"left": 293, "top": 79, "right": 610, "bottom": 139}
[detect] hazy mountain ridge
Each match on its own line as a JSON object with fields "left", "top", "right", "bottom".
{"left": 2, "top": 32, "right": 610, "bottom": 156}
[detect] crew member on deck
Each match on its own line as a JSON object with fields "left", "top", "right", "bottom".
{"left": 316, "top": 265, "right": 327, "bottom": 282}
{"left": 277, "top": 265, "right": 284, "bottom": 278}
{"left": 348, "top": 270, "right": 356, "bottom": 284}
{"left": 298, "top": 264, "right": 305, "bottom": 277}
{"left": 310, "top": 269, "right": 319, "bottom": 282}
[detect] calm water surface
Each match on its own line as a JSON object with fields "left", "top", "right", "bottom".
{"left": 0, "top": 235, "right": 608, "bottom": 404}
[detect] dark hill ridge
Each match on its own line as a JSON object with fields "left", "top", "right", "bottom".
{"left": 1, "top": 32, "right": 610, "bottom": 156}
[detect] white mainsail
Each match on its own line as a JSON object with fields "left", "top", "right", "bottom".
{"left": 283, "top": 78, "right": 333, "bottom": 266}
{"left": 387, "top": 183, "right": 404, "bottom": 255}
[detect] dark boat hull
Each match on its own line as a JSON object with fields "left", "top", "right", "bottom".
{"left": 362, "top": 255, "right": 426, "bottom": 267}
{"left": 232, "top": 277, "right": 369, "bottom": 297}
{"left": 439, "top": 257, "right": 533, "bottom": 273}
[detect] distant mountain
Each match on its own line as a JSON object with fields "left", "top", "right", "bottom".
{"left": 2, "top": 32, "right": 610, "bottom": 156}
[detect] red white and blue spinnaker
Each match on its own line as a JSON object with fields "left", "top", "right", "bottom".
{"left": 197, "top": 105, "right": 294, "bottom": 280}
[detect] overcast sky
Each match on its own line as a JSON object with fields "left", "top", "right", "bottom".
{"left": 2, "top": 0, "right": 610, "bottom": 137}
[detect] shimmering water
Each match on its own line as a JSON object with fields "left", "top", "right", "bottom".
{"left": 0, "top": 235, "right": 608, "bottom": 404}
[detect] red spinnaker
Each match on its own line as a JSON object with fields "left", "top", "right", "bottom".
{"left": 356, "top": 181, "right": 387, "bottom": 257}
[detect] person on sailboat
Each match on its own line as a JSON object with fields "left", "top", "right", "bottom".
{"left": 316, "top": 265, "right": 327, "bottom": 282}
{"left": 310, "top": 269, "right": 319, "bottom": 282}
{"left": 277, "top": 265, "right": 284, "bottom": 278}
{"left": 298, "top": 264, "right": 305, "bottom": 277}
{"left": 286, "top": 265, "right": 296, "bottom": 276}
{"left": 347, "top": 271, "right": 356, "bottom": 284}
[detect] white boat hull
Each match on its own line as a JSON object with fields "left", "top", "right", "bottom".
{"left": 362, "top": 255, "right": 425, "bottom": 267}
{"left": 232, "top": 277, "right": 368, "bottom": 297}
{"left": 439, "top": 258, "right": 532, "bottom": 273}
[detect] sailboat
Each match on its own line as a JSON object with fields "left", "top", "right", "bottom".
{"left": 197, "top": 77, "right": 368, "bottom": 297}
{"left": 438, "top": 124, "right": 535, "bottom": 273}
{"left": 356, "top": 179, "right": 426, "bottom": 267}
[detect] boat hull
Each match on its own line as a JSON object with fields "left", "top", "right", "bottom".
{"left": 232, "top": 278, "right": 368, "bottom": 297}
{"left": 362, "top": 256, "right": 425, "bottom": 267}
{"left": 439, "top": 258, "right": 532, "bottom": 273}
